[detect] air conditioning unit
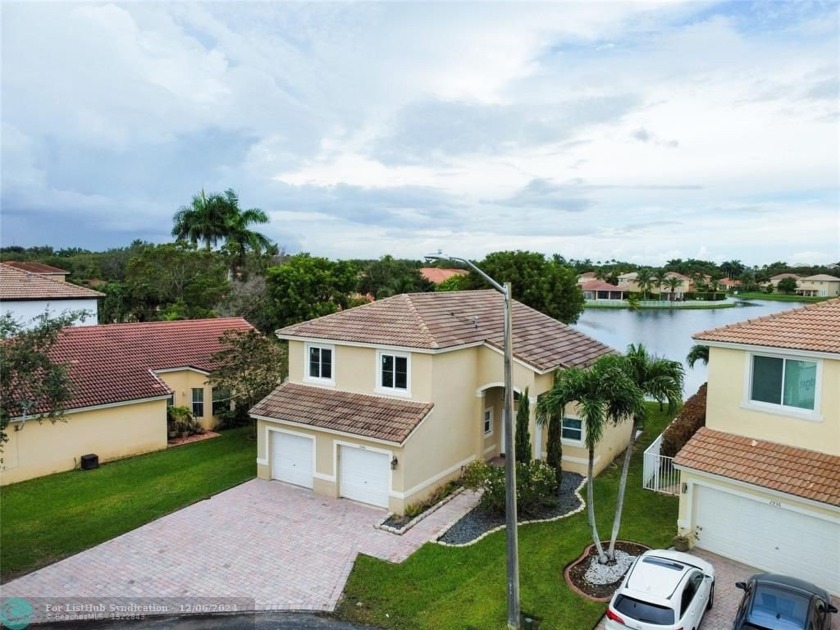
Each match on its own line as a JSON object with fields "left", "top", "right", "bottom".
{"left": 80, "top": 454, "right": 99, "bottom": 470}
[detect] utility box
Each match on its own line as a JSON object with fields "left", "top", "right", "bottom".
{"left": 80, "top": 454, "right": 99, "bottom": 470}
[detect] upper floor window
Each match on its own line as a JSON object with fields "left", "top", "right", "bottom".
{"left": 750, "top": 355, "right": 817, "bottom": 411}
{"left": 191, "top": 388, "right": 204, "bottom": 418}
{"left": 307, "top": 344, "right": 334, "bottom": 383}
{"left": 379, "top": 351, "right": 409, "bottom": 393}
{"left": 561, "top": 416, "right": 583, "bottom": 443}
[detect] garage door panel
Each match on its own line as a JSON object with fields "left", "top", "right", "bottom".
{"left": 339, "top": 446, "right": 389, "bottom": 508}
{"left": 694, "top": 485, "right": 839, "bottom": 594}
{"left": 271, "top": 432, "right": 314, "bottom": 489}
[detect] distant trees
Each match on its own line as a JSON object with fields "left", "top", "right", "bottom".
{"left": 356, "top": 256, "right": 434, "bottom": 299}
{"left": 777, "top": 277, "right": 798, "bottom": 294}
{"left": 462, "top": 250, "right": 584, "bottom": 324}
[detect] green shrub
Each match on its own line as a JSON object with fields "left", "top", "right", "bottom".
{"left": 462, "top": 460, "right": 558, "bottom": 516}
{"left": 167, "top": 405, "right": 203, "bottom": 438}
{"left": 661, "top": 384, "right": 706, "bottom": 457}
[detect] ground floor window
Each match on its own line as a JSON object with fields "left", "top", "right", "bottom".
{"left": 212, "top": 387, "right": 231, "bottom": 416}
{"left": 561, "top": 416, "right": 583, "bottom": 442}
{"left": 483, "top": 407, "right": 493, "bottom": 436}
{"left": 191, "top": 388, "right": 204, "bottom": 417}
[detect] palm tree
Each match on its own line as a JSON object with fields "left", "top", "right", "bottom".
{"left": 652, "top": 269, "right": 667, "bottom": 300}
{"left": 635, "top": 268, "right": 653, "bottom": 299}
{"left": 607, "top": 345, "right": 683, "bottom": 560}
{"left": 686, "top": 344, "right": 709, "bottom": 368}
{"left": 171, "top": 189, "right": 230, "bottom": 250}
{"left": 220, "top": 190, "right": 271, "bottom": 278}
{"left": 537, "top": 354, "right": 645, "bottom": 564}
{"left": 665, "top": 276, "right": 682, "bottom": 301}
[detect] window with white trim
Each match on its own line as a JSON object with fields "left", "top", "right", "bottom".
{"left": 191, "top": 388, "right": 204, "bottom": 418}
{"left": 750, "top": 355, "right": 817, "bottom": 411}
{"left": 379, "top": 352, "right": 409, "bottom": 392}
{"left": 307, "top": 344, "right": 334, "bottom": 382}
{"left": 561, "top": 416, "right": 583, "bottom": 443}
{"left": 484, "top": 407, "right": 493, "bottom": 436}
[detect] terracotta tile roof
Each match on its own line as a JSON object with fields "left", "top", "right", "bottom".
{"left": 418, "top": 267, "right": 468, "bottom": 284}
{"left": 2, "top": 261, "right": 69, "bottom": 275}
{"left": 0, "top": 265, "right": 104, "bottom": 300}
{"left": 674, "top": 427, "right": 840, "bottom": 507}
{"left": 20, "top": 318, "right": 254, "bottom": 414}
{"left": 693, "top": 298, "right": 840, "bottom": 354}
{"left": 581, "top": 280, "right": 623, "bottom": 291}
{"left": 250, "top": 382, "right": 434, "bottom": 444}
{"left": 278, "top": 290, "right": 615, "bottom": 371}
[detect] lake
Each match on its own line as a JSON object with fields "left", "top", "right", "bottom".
{"left": 571, "top": 299, "right": 809, "bottom": 398}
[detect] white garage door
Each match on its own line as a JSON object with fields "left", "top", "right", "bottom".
{"left": 271, "top": 431, "right": 314, "bottom": 489}
{"left": 694, "top": 485, "right": 839, "bottom": 594}
{"left": 339, "top": 446, "right": 390, "bottom": 508}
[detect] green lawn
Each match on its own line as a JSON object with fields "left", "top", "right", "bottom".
{"left": 0, "top": 427, "right": 255, "bottom": 582}
{"left": 735, "top": 292, "right": 829, "bottom": 303}
{"left": 336, "top": 407, "right": 679, "bottom": 630}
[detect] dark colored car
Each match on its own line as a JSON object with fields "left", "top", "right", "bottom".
{"left": 734, "top": 573, "right": 838, "bottom": 630}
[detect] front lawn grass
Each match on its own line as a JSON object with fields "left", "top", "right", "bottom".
{"left": 336, "top": 407, "right": 678, "bottom": 630}
{"left": 735, "top": 292, "right": 829, "bottom": 303}
{"left": 0, "top": 427, "right": 255, "bottom": 582}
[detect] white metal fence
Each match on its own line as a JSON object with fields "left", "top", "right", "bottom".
{"left": 643, "top": 433, "right": 680, "bottom": 495}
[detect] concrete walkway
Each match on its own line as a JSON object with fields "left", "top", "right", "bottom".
{"left": 1, "top": 479, "right": 479, "bottom": 624}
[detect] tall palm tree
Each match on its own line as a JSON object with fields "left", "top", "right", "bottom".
{"left": 537, "top": 354, "right": 644, "bottom": 564}
{"left": 635, "top": 268, "right": 653, "bottom": 299}
{"left": 220, "top": 189, "right": 271, "bottom": 278}
{"left": 171, "top": 189, "right": 230, "bottom": 250}
{"left": 665, "top": 276, "right": 682, "bottom": 301}
{"left": 607, "top": 345, "right": 683, "bottom": 560}
{"left": 652, "top": 269, "right": 667, "bottom": 300}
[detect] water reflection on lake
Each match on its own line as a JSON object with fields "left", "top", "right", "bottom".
{"left": 571, "top": 299, "right": 808, "bottom": 397}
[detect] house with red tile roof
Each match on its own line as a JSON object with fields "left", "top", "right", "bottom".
{"left": 250, "top": 290, "right": 628, "bottom": 515}
{"left": 1, "top": 260, "right": 70, "bottom": 281}
{"left": 0, "top": 263, "right": 104, "bottom": 327}
{"left": 672, "top": 298, "right": 840, "bottom": 593}
{"left": 580, "top": 279, "right": 625, "bottom": 301}
{"left": 418, "top": 267, "right": 468, "bottom": 284}
{"left": 1, "top": 318, "right": 253, "bottom": 485}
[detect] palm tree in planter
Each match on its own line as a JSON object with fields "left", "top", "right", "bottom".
{"left": 537, "top": 354, "right": 645, "bottom": 564}
{"left": 606, "top": 345, "right": 684, "bottom": 561}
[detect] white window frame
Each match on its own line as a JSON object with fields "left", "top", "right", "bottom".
{"left": 305, "top": 343, "right": 335, "bottom": 386}
{"left": 743, "top": 351, "right": 822, "bottom": 421}
{"left": 560, "top": 415, "right": 584, "bottom": 446}
{"left": 376, "top": 350, "right": 411, "bottom": 397}
{"left": 483, "top": 407, "right": 494, "bottom": 436}
{"left": 191, "top": 387, "right": 205, "bottom": 418}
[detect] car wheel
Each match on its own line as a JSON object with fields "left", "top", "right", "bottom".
{"left": 707, "top": 582, "right": 715, "bottom": 611}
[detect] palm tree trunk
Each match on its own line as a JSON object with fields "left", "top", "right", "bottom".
{"left": 607, "top": 418, "right": 639, "bottom": 561}
{"left": 587, "top": 446, "right": 607, "bottom": 563}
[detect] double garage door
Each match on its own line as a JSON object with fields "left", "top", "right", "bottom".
{"left": 694, "top": 485, "right": 839, "bottom": 594}
{"left": 270, "top": 431, "right": 390, "bottom": 508}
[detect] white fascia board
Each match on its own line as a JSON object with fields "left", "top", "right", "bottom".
{"left": 153, "top": 367, "right": 211, "bottom": 376}
{"left": 276, "top": 335, "right": 485, "bottom": 356}
{"left": 693, "top": 340, "right": 839, "bottom": 362}
{"left": 8, "top": 395, "right": 171, "bottom": 422}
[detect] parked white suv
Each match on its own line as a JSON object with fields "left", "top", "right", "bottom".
{"left": 605, "top": 549, "right": 715, "bottom": 630}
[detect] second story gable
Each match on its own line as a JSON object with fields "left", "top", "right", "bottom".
{"left": 276, "top": 290, "right": 614, "bottom": 402}
{"left": 693, "top": 298, "right": 840, "bottom": 455}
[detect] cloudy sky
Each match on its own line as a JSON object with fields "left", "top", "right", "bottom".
{"left": 2, "top": 1, "right": 838, "bottom": 266}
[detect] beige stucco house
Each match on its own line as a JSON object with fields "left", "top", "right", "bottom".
{"left": 674, "top": 298, "right": 840, "bottom": 594}
{"left": 1, "top": 317, "right": 253, "bottom": 485}
{"left": 251, "top": 290, "right": 630, "bottom": 515}
{"left": 615, "top": 271, "right": 691, "bottom": 298}
{"left": 796, "top": 274, "right": 840, "bottom": 297}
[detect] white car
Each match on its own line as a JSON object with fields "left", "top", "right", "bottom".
{"left": 605, "top": 549, "right": 715, "bottom": 630}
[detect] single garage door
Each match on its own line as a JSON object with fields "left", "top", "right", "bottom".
{"left": 339, "top": 446, "right": 390, "bottom": 508}
{"left": 271, "top": 431, "right": 314, "bottom": 489}
{"left": 694, "top": 485, "right": 839, "bottom": 594}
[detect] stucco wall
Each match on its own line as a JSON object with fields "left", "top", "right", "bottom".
{"left": 0, "top": 398, "right": 168, "bottom": 486}
{"left": 1, "top": 299, "right": 99, "bottom": 329}
{"left": 157, "top": 369, "right": 222, "bottom": 430}
{"left": 706, "top": 347, "right": 840, "bottom": 455}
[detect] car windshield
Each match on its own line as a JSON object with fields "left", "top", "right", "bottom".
{"left": 747, "top": 584, "right": 809, "bottom": 630}
{"left": 614, "top": 594, "right": 675, "bottom": 625}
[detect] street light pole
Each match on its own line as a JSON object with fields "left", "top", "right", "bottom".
{"left": 426, "top": 253, "right": 520, "bottom": 630}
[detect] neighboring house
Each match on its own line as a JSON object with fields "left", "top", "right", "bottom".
{"left": 2, "top": 261, "right": 70, "bottom": 282}
{"left": 796, "top": 274, "right": 840, "bottom": 297}
{"left": 616, "top": 271, "right": 691, "bottom": 298}
{"left": 673, "top": 299, "right": 840, "bottom": 593}
{"left": 580, "top": 279, "right": 625, "bottom": 301}
{"left": 719, "top": 278, "right": 741, "bottom": 292}
{"left": 418, "top": 267, "right": 468, "bottom": 284}
{"left": 616, "top": 271, "right": 640, "bottom": 293}
{"left": 0, "top": 264, "right": 104, "bottom": 327}
{"left": 765, "top": 272, "right": 801, "bottom": 292}
{"left": 576, "top": 271, "right": 597, "bottom": 284}
{"left": 1, "top": 318, "right": 253, "bottom": 485}
{"left": 250, "top": 290, "right": 628, "bottom": 514}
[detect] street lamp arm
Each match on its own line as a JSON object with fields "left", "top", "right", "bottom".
{"left": 424, "top": 253, "right": 506, "bottom": 295}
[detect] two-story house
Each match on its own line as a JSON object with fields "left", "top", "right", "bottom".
{"left": 796, "top": 274, "right": 840, "bottom": 297}
{"left": 673, "top": 298, "right": 840, "bottom": 593}
{"left": 251, "top": 290, "right": 629, "bottom": 515}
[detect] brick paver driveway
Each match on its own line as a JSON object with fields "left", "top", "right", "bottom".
{"left": 595, "top": 548, "right": 839, "bottom": 629}
{"left": 2, "top": 479, "right": 478, "bottom": 623}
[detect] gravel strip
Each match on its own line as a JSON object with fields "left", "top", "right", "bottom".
{"left": 584, "top": 550, "right": 636, "bottom": 585}
{"left": 438, "top": 472, "right": 584, "bottom": 545}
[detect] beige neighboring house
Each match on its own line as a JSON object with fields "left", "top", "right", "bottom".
{"left": 616, "top": 271, "right": 691, "bottom": 298}
{"left": 1, "top": 317, "right": 253, "bottom": 486}
{"left": 764, "top": 272, "right": 801, "bottom": 292}
{"left": 616, "top": 271, "right": 641, "bottom": 293}
{"left": 796, "top": 274, "right": 840, "bottom": 297}
{"left": 673, "top": 299, "right": 840, "bottom": 593}
{"left": 576, "top": 271, "right": 597, "bottom": 284}
{"left": 0, "top": 263, "right": 104, "bottom": 327}
{"left": 580, "top": 279, "right": 625, "bottom": 301}
{"left": 251, "top": 290, "right": 629, "bottom": 515}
